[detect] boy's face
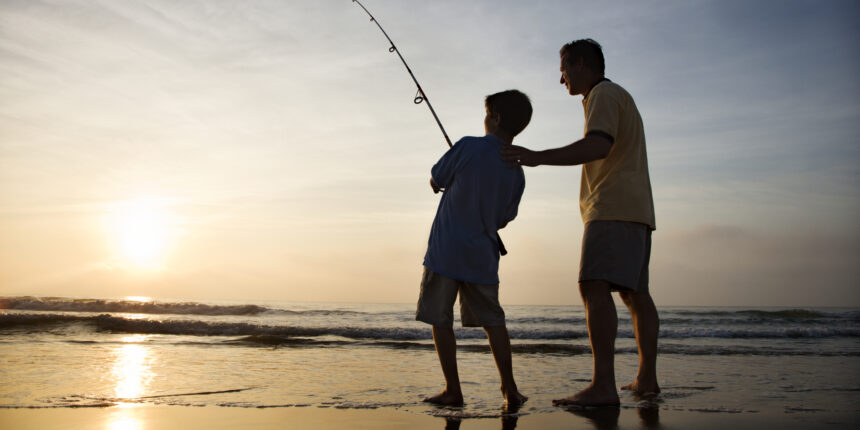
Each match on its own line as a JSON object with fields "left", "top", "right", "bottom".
{"left": 484, "top": 107, "right": 501, "bottom": 135}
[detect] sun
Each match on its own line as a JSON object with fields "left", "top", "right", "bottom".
{"left": 107, "top": 197, "right": 176, "bottom": 270}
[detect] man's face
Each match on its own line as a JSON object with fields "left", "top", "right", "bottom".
{"left": 559, "top": 54, "right": 580, "bottom": 95}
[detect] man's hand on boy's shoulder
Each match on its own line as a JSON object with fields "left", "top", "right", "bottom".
{"left": 500, "top": 145, "right": 539, "bottom": 168}
{"left": 430, "top": 178, "right": 442, "bottom": 194}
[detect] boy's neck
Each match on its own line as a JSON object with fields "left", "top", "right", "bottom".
{"left": 489, "top": 132, "right": 514, "bottom": 145}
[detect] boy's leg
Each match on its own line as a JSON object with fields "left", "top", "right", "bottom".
{"left": 484, "top": 325, "right": 527, "bottom": 405}
{"left": 416, "top": 268, "right": 464, "bottom": 405}
{"left": 553, "top": 280, "right": 620, "bottom": 406}
{"left": 424, "top": 326, "right": 464, "bottom": 405}
{"left": 619, "top": 290, "right": 660, "bottom": 395}
{"left": 458, "top": 282, "right": 526, "bottom": 405}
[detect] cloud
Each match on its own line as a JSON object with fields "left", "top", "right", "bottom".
{"left": 2, "top": 1, "right": 859, "bottom": 305}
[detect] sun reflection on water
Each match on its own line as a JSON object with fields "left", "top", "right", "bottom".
{"left": 107, "top": 414, "right": 143, "bottom": 430}
{"left": 112, "top": 335, "right": 153, "bottom": 405}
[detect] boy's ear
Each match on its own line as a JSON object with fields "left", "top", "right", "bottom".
{"left": 489, "top": 111, "right": 502, "bottom": 125}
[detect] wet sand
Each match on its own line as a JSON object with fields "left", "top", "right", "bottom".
{"left": 0, "top": 404, "right": 856, "bottom": 430}
{"left": 2, "top": 301, "right": 858, "bottom": 428}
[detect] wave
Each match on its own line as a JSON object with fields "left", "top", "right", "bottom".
{"left": 225, "top": 335, "right": 595, "bottom": 355}
{"left": 668, "top": 308, "right": 860, "bottom": 320}
{"left": 490, "top": 310, "right": 860, "bottom": 327}
{"left": 0, "top": 297, "right": 269, "bottom": 316}
{"left": 5, "top": 297, "right": 856, "bottom": 324}
{"left": 2, "top": 313, "right": 858, "bottom": 340}
{"left": 507, "top": 316, "right": 586, "bottom": 325}
{"left": 0, "top": 297, "right": 385, "bottom": 318}
{"left": 0, "top": 313, "right": 93, "bottom": 326}
{"left": 210, "top": 337, "right": 860, "bottom": 356}
{"left": 92, "top": 315, "right": 588, "bottom": 340}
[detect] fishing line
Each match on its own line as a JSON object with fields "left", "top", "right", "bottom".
{"left": 351, "top": 2, "right": 507, "bottom": 255}
{"left": 352, "top": 0, "right": 452, "bottom": 147}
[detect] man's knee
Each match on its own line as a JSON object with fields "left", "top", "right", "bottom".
{"left": 619, "top": 290, "right": 656, "bottom": 312}
{"left": 579, "top": 280, "right": 612, "bottom": 301}
{"left": 619, "top": 290, "right": 635, "bottom": 306}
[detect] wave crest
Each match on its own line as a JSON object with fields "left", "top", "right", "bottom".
{"left": 0, "top": 297, "right": 268, "bottom": 316}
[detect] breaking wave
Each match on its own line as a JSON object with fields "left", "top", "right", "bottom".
{"left": 2, "top": 313, "right": 858, "bottom": 340}
{"left": 0, "top": 297, "right": 268, "bottom": 316}
{"left": 0, "top": 297, "right": 382, "bottom": 317}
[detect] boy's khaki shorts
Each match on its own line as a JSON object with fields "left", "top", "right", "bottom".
{"left": 415, "top": 267, "right": 506, "bottom": 328}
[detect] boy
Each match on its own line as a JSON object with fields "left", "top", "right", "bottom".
{"left": 416, "top": 89, "right": 532, "bottom": 406}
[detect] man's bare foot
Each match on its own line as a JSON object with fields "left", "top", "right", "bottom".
{"left": 423, "top": 390, "right": 464, "bottom": 406}
{"left": 620, "top": 379, "right": 660, "bottom": 397}
{"left": 502, "top": 389, "right": 528, "bottom": 406}
{"left": 552, "top": 383, "right": 620, "bottom": 407}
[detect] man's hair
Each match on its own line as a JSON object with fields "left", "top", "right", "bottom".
{"left": 485, "top": 90, "right": 532, "bottom": 137}
{"left": 560, "top": 39, "right": 605, "bottom": 75}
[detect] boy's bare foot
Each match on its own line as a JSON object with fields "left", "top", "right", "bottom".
{"left": 502, "top": 388, "right": 528, "bottom": 406}
{"left": 423, "top": 390, "right": 464, "bottom": 406}
{"left": 620, "top": 379, "right": 660, "bottom": 397}
{"left": 552, "top": 383, "right": 620, "bottom": 407}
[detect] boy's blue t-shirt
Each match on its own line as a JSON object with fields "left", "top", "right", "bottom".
{"left": 423, "top": 134, "right": 525, "bottom": 285}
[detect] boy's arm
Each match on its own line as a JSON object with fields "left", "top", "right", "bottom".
{"left": 430, "top": 178, "right": 441, "bottom": 193}
{"left": 499, "top": 173, "right": 526, "bottom": 229}
{"left": 430, "top": 138, "right": 471, "bottom": 191}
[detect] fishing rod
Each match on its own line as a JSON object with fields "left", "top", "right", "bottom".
{"left": 352, "top": 1, "right": 507, "bottom": 256}
{"left": 352, "top": 0, "right": 452, "bottom": 148}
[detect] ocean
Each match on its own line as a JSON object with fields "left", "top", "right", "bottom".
{"left": 1, "top": 296, "right": 859, "bottom": 424}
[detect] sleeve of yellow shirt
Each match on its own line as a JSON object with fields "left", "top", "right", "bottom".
{"left": 584, "top": 85, "right": 621, "bottom": 141}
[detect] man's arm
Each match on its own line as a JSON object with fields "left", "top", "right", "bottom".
{"left": 500, "top": 134, "right": 612, "bottom": 167}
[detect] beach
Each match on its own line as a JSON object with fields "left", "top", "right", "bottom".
{"left": 3, "top": 404, "right": 857, "bottom": 430}
{"left": 1, "top": 297, "right": 858, "bottom": 428}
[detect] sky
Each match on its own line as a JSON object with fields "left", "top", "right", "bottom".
{"left": 1, "top": 0, "right": 858, "bottom": 306}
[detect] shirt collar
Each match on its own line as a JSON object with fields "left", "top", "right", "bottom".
{"left": 583, "top": 77, "right": 611, "bottom": 100}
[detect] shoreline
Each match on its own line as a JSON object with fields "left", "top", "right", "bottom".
{"left": 0, "top": 404, "right": 855, "bottom": 430}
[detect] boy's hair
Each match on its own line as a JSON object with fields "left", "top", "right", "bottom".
{"left": 485, "top": 90, "right": 532, "bottom": 137}
{"left": 560, "top": 39, "right": 605, "bottom": 75}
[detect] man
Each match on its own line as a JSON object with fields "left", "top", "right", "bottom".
{"left": 417, "top": 90, "right": 532, "bottom": 406}
{"left": 501, "top": 39, "right": 659, "bottom": 406}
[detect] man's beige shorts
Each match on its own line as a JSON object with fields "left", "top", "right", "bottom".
{"left": 579, "top": 220, "right": 652, "bottom": 292}
{"left": 415, "top": 267, "right": 506, "bottom": 328}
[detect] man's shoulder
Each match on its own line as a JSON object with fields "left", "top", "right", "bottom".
{"left": 591, "top": 80, "right": 630, "bottom": 97}
{"left": 591, "top": 80, "right": 633, "bottom": 102}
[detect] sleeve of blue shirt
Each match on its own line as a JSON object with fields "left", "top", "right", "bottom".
{"left": 430, "top": 138, "right": 474, "bottom": 188}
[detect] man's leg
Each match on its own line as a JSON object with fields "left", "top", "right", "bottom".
{"left": 619, "top": 290, "right": 660, "bottom": 395}
{"left": 424, "top": 326, "right": 464, "bottom": 405}
{"left": 553, "top": 280, "right": 620, "bottom": 406}
{"left": 484, "top": 325, "right": 527, "bottom": 405}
